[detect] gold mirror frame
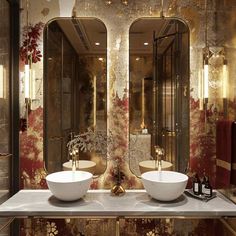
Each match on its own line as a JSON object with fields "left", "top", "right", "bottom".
{"left": 43, "top": 17, "right": 108, "bottom": 176}
{"left": 128, "top": 17, "right": 190, "bottom": 178}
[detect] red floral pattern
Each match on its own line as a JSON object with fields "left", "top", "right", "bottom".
{"left": 20, "top": 22, "right": 44, "bottom": 64}
{"left": 20, "top": 107, "right": 47, "bottom": 189}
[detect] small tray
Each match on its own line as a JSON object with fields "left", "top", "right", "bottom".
{"left": 184, "top": 189, "right": 217, "bottom": 202}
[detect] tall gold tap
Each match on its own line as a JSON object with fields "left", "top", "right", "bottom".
{"left": 69, "top": 147, "right": 79, "bottom": 171}
{"left": 154, "top": 146, "right": 165, "bottom": 171}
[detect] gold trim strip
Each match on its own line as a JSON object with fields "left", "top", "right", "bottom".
{"left": 216, "top": 159, "right": 231, "bottom": 171}
{"left": 220, "top": 219, "right": 236, "bottom": 236}
{"left": 0, "top": 217, "right": 15, "bottom": 232}
{"left": 22, "top": 215, "right": 233, "bottom": 220}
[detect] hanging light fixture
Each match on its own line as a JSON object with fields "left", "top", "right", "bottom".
{"left": 202, "top": 0, "right": 209, "bottom": 110}
{"left": 203, "top": 57, "right": 209, "bottom": 101}
{"left": 24, "top": 0, "right": 37, "bottom": 107}
{"left": 23, "top": 0, "right": 31, "bottom": 131}
{"left": 24, "top": 0, "right": 30, "bottom": 100}
{"left": 198, "top": 69, "right": 204, "bottom": 110}
{"left": 222, "top": 59, "right": 228, "bottom": 99}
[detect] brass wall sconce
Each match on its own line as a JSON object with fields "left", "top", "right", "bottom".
{"left": 24, "top": 64, "right": 37, "bottom": 109}
{"left": 199, "top": 48, "right": 229, "bottom": 119}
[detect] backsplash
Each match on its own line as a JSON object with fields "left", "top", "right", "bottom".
{"left": 19, "top": 0, "right": 236, "bottom": 189}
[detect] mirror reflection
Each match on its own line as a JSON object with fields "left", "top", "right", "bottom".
{"left": 44, "top": 18, "right": 107, "bottom": 175}
{"left": 129, "top": 18, "right": 189, "bottom": 176}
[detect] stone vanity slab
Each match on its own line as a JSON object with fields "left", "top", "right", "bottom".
{"left": 0, "top": 190, "right": 236, "bottom": 218}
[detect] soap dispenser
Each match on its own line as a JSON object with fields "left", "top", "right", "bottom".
{"left": 193, "top": 174, "right": 201, "bottom": 195}
{"left": 202, "top": 177, "right": 212, "bottom": 197}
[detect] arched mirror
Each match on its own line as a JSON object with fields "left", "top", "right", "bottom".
{"left": 44, "top": 18, "right": 107, "bottom": 175}
{"left": 129, "top": 18, "right": 189, "bottom": 177}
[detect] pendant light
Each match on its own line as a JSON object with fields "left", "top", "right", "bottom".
{"left": 203, "top": 0, "right": 209, "bottom": 110}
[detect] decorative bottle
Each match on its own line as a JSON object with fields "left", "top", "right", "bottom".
{"left": 202, "top": 177, "right": 212, "bottom": 197}
{"left": 201, "top": 174, "right": 207, "bottom": 192}
{"left": 193, "top": 174, "right": 201, "bottom": 195}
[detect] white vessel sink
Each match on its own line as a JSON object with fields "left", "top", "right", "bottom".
{"left": 62, "top": 160, "right": 96, "bottom": 174}
{"left": 46, "top": 171, "right": 92, "bottom": 201}
{"left": 139, "top": 160, "right": 173, "bottom": 174}
{"left": 141, "top": 170, "right": 188, "bottom": 201}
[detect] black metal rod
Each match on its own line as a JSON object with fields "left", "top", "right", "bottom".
{"left": 9, "top": 0, "right": 20, "bottom": 195}
{"left": 9, "top": 0, "right": 20, "bottom": 234}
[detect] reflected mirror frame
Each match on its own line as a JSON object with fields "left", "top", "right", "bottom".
{"left": 43, "top": 17, "right": 108, "bottom": 175}
{"left": 128, "top": 17, "right": 190, "bottom": 177}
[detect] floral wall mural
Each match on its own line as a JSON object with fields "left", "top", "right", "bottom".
{"left": 18, "top": 0, "right": 236, "bottom": 235}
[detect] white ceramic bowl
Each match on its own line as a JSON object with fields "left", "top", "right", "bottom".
{"left": 139, "top": 160, "right": 173, "bottom": 174}
{"left": 62, "top": 160, "right": 96, "bottom": 174}
{"left": 46, "top": 171, "right": 93, "bottom": 201}
{"left": 141, "top": 170, "right": 188, "bottom": 201}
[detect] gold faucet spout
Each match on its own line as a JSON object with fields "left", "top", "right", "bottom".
{"left": 154, "top": 145, "right": 164, "bottom": 171}
{"left": 71, "top": 147, "right": 79, "bottom": 171}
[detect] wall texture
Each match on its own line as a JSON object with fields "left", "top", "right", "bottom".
{"left": 18, "top": 0, "right": 236, "bottom": 235}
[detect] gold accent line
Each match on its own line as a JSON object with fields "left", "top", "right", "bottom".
{"left": 216, "top": 159, "right": 231, "bottom": 171}
{"left": 220, "top": 219, "right": 236, "bottom": 236}
{"left": 22, "top": 215, "right": 236, "bottom": 220}
{"left": 0, "top": 217, "right": 15, "bottom": 232}
{"left": 116, "top": 217, "right": 120, "bottom": 236}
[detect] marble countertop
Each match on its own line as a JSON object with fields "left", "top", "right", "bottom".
{"left": 0, "top": 190, "right": 236, "bottom": 218}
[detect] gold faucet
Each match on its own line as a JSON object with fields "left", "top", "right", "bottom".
{"left": 154, "top": 146, "right": 165, "bottom": 171}
{"left": 70, "top": 147, "right": 79, "bottom": 171}
{"left": 68, "top": 132, "right": 79, "bottom": 171}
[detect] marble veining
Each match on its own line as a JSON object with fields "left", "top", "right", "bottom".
{"left": 1, "top": 190, "right": 236, "bottom": 218}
